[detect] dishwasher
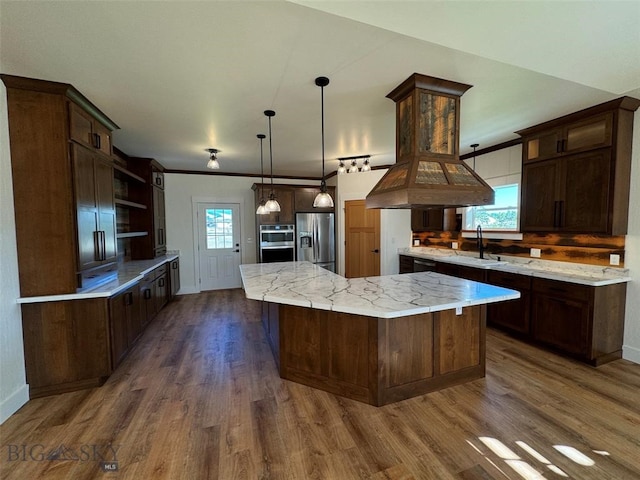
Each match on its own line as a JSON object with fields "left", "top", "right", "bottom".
{"left": 413, "top": 258, "right": 437, "bottom": 272}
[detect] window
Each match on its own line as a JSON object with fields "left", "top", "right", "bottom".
{"left": 464, "top": 183, "right": 519, "bottom": 231}
{"left": 205, "top": 208, "right": 234, "bottom": 249}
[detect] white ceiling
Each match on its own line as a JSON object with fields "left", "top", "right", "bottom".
{"left": 1, "top": 1, "right": 639, "bottom": 178}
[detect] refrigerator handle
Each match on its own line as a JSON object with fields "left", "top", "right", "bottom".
{"left": 313, "top": 215, "right": 319, "bottom": 261}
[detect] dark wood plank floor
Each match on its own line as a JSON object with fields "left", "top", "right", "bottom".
{"left": 1, "top": 289, "right": 639, "bottom": 479}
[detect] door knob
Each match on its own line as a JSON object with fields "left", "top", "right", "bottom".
{"left": 235, "top": 249, "right": 240, "bottom": 253}
{"left": 371, "top": 249, "right": 379, "bottom": 253}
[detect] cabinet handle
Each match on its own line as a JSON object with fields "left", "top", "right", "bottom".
{"left": 144, "top": 288, "right": 152, "bottom": 299}
{"left": 557, "top": 201, "right": 564, "bottom": 228}
{"left": 158, "top": 278, "right": 165, "bottom": 287}
{"left": 172, "top": 261, "right": 177, "bottom": 269}
{"left": 556, "top": 140, "right": 562, "bottom": 153}
{"left": 155, "top": 176, "right": 162, "bottom": 186}
{"left": 100, "top": 230, "right": 106, "bottom": 260}
{"left": 125, "top": 291, "right": 133, "bottom": 306}
{"left": 93, "top": 231, "right": 100, "bottom": 261}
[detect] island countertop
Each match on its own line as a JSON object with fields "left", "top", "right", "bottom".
{"left": 240, "top": 261, "right": 520, "bottom": 319}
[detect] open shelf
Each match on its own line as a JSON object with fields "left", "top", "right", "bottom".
{"left": 114, "top": 163, "right": 146, "bottom": 184}
{"left": 115, "top": 197, "right": 147, "bottom": 209}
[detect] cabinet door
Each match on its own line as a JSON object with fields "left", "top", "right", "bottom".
{"left": 263, "top": 188, "right": 294, "bottom": 224}
{"left": 399, "top": 255, "right": 414, "bottom": 274}
{"left": 524, "top": 129, "right": 563, "bottom": 163}
{"left": 486, "top": 271, "right": 531, "bottom": 334}
{"left": 294, "top": 187, "right": 335, "bottom": 212}
{"left": 95, "top": 158, "right": 117, "bottom": 263}
{"left": 560, "top": 150, "right": 612, "bottom": 233}
{"left": 520, "top": 159, "right": 562, "bottom": 231}
{"left": 153, "top": 186, "right": 166, "bottom": 254}
{"left": 155, "top": 273, "right": 168, "bottom": 312}
{"left": 531, "top": 293, "right": 590, "bottom": 356}
{"left": 69, "top": 103, "right": 95, "bottom": 149}
{"left": 73, "top": 145, "right": 101, "bottom": 270}
{"left": 169, "top": 258, "right": 180, "bottom": 298}
{"left": 109, "top": 288, "right": 133, "bottom": 368}
{"left": 411, "top": 208, "right": 444, "bottom": 231}
{"left": 564, "top": 113, "right": 612, "bottom": 154}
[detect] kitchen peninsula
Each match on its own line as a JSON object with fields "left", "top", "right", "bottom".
{"left": 240, "top": 262, "right": 519, "bottom": 406}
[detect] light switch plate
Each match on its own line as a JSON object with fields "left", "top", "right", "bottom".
{"left": 530, "top": 248, "right": 541, "bottom": 258}
{"left": 413, "top": 239, "right": 421, "bottom": 246}
{"left": 452, "top": 241, "right": 459, "bottom": 250}
{"left": 455, "top": 307, "right": 462, "bottom": 315}
{"left": 610, "top": 254, "right": 620, "bottom": 266}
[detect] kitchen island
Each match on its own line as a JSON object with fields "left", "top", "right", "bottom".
{"left": 240, "top": 262, "right": 519, "bottom": 406}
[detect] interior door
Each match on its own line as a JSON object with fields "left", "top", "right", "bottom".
{"left": 345, "top": 199, "right": 380, "bottom": 278}
{"left": 197, "top": 203, "right": 242, "bottom": 291}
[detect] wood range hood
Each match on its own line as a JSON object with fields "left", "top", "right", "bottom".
{"left": 366, "top": 73, "right": 495, "bottom": 209}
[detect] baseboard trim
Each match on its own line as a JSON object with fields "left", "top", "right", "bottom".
{"left": 622, "top": 344, "right": 640, "bottom": 365}
{"left": 0, "top": 383, "right": 29, "bottom": 425}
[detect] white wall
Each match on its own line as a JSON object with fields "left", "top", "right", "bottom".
{"left": 466, "top": 144, "right": 522, "bottom": 186}
{"left": 0, "top": 81, "right": 29, "bottom": 424}
{"left": 623, "top": 109, "right": 640, "bottom": 363}
{"left": 164, "top": 174, "right": 319, "bottom": 294}
{"left": 335, "top": 170, "right": 412, "bottom": 276}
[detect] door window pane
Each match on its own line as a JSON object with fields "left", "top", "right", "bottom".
{"left": 206, "top": 208, "right": 233, "bottom": 249}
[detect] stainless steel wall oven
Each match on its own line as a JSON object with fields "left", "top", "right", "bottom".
{"left": 259, "top": 224, "right": 295, "bottom": 263}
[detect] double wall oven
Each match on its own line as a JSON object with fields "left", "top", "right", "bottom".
{"left": 259, "top": 224, "right": 295, "bottom": 263}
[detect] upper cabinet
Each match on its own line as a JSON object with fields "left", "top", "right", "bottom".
{"left": 1, "top": 74, "right": 119, "bottom": 296}
{"left": 517, "top": 97, "right": 640, "bottom": 235}
{"left": 253, "top": 183, "right": 336, "bottom": 226}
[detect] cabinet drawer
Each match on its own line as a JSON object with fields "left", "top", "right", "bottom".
{"left": 488, "top": 270, "right": 531, "bottom": 291}
{"left": 153, "top": 263, "right": 168, "bottom": 278}
{"left": 532, "top": 278, "right": 592, "bottom": 302}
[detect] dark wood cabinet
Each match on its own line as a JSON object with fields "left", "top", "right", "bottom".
{"left": 293, "top": 186, "right": 336, "bottom": 212}
{"left": 169, "top": 257, "right": 181, "bottom": 299}
{"left": 72, "top": 144, "right": 117, "bottom": 271}
{"left": 1, "top": 74, "right": 120, "bottom": 295}
{"left": 140, "top": 264, "right": 169, "bottom": 327}
{"left": 518, "top": 97, "right": 640, "bottom": 235}
{"left": 399, "top": 255, "right": 414, "bottom": 273}
{"left": 109, "top": 285, "right": 141, "bottom": 369}
{"left": 255, "top": 185, "right": 295, "bottom": 224}
{"left": 436, "top": 262, "right": 487, "bottom": 282}
{"left": 127, "top": 158, "right": 167, "bottom": 259}
{"left": 521, "top": 150, "right": 612, "bottom": 233}
{"left": 411, "top": 208, "right": 456, "bottom": 232}
{"left": 486, "top": 270, "right": 531, "bottom": 335}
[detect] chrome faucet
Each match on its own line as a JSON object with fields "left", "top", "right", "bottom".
{"left": 477, "top": 225, "right": 485, "bottom": 259}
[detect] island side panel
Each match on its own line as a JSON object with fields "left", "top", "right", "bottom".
{"left": 278, "top": 304, "right": 374, "bottom": 404}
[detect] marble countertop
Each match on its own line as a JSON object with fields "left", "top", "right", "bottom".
{"left": 240, "top": 261, "right": 520, "bottom": 319}
{"left": 17, "top": 253, "right": 179, "bottom": 304}
{"left": 399, "top": 247, "right": 630, "bottom": 286}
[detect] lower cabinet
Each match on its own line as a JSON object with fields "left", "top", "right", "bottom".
{"left": 399, "top": 254, "right": 414, "bottom": 273}
{"left": 169, "top": 257, "right": 181, "bottom": 299}
{"left": 109, "top": 284, "right": 141, "bottom": 369}
{"left": 261, "top": 301, "right": 280, "bottom": 367}
{"left": 530, "top": 278, "right": 626, "bottom": 365}
{"left": 435, "top": 262, "right": 487, "bottom": 282}
{"left": 21, "top": 259, "right": 177, "bottom": 398}
{"left": 486, "top": 270, "right": 532, "bottom": 335}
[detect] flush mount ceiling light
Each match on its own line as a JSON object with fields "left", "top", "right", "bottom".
{"left": 206, "top": 148, "right": 220, "bottom": 169}
{"left": 313, "top": 76, "right": 334, "bottom": 208}
{"left": 264, "top": 110, "right": 281, "bottom": 213}
{"left": 256, "top": 134, "right": 268, "bottom": 215}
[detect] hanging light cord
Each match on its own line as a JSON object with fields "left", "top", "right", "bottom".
{"left": 268, "top": 114, "right": 274, "bottom": 197}
{"left": 259, "top": 134, "right": 265, "bottom": 200}
{"left": 320, "top": 82, "right": 326, "bottom": 190}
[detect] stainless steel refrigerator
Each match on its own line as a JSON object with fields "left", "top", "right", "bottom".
{"left": 296, "top": 212, "right": 335, "bottom": 272}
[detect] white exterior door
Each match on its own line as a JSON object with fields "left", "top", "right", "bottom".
{"left": 197, "top": 203, "right": 241, "bottom": 291}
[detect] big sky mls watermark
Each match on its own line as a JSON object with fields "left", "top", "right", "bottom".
{"left": 5, "top": 444, "right": 121, "bottom": 472}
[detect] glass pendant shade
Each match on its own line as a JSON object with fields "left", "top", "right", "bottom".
{"left": 256, "top": 201, "right": 268, "bottom": 215}
{"left": 207, "top": 158, "right": 220, "bottom": 169}
{"left": 313, "top": 76, "right": 334, "bottom": 208}
{"left": 313, "top": 191, "right": 334, "bottom": 208}
{"left": 265, "top": 196, "right": 281, "bottom": 212}
{"left": 348, "top": 160, "right": 359, "bottom": 173}
{"left": 337, "top": 161, "right": 346, "bottom": 174}
{"left": 361, "top": 159, "right": 371, "bottom": 172}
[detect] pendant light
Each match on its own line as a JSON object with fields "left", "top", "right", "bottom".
{"left": 206, "top": 148, "right": 220, "bottom": 169}
{"left": 313, "top": 76, "right": 334, "bottom": 208}
{"left": 361, "top": 157, "right": 371, "bottom": 172}
{"left": 264, "top": 110, "right": 281, "bottom": 212}
{"left": 337, "top": 160, "right": 346, "bottom": 175}
{"left": 256, "top": 134, "right": 268, "bottom": 215}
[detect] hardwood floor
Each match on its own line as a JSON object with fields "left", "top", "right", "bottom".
{"left": 2, "top": 289, "right": 639, "bottom": 479}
